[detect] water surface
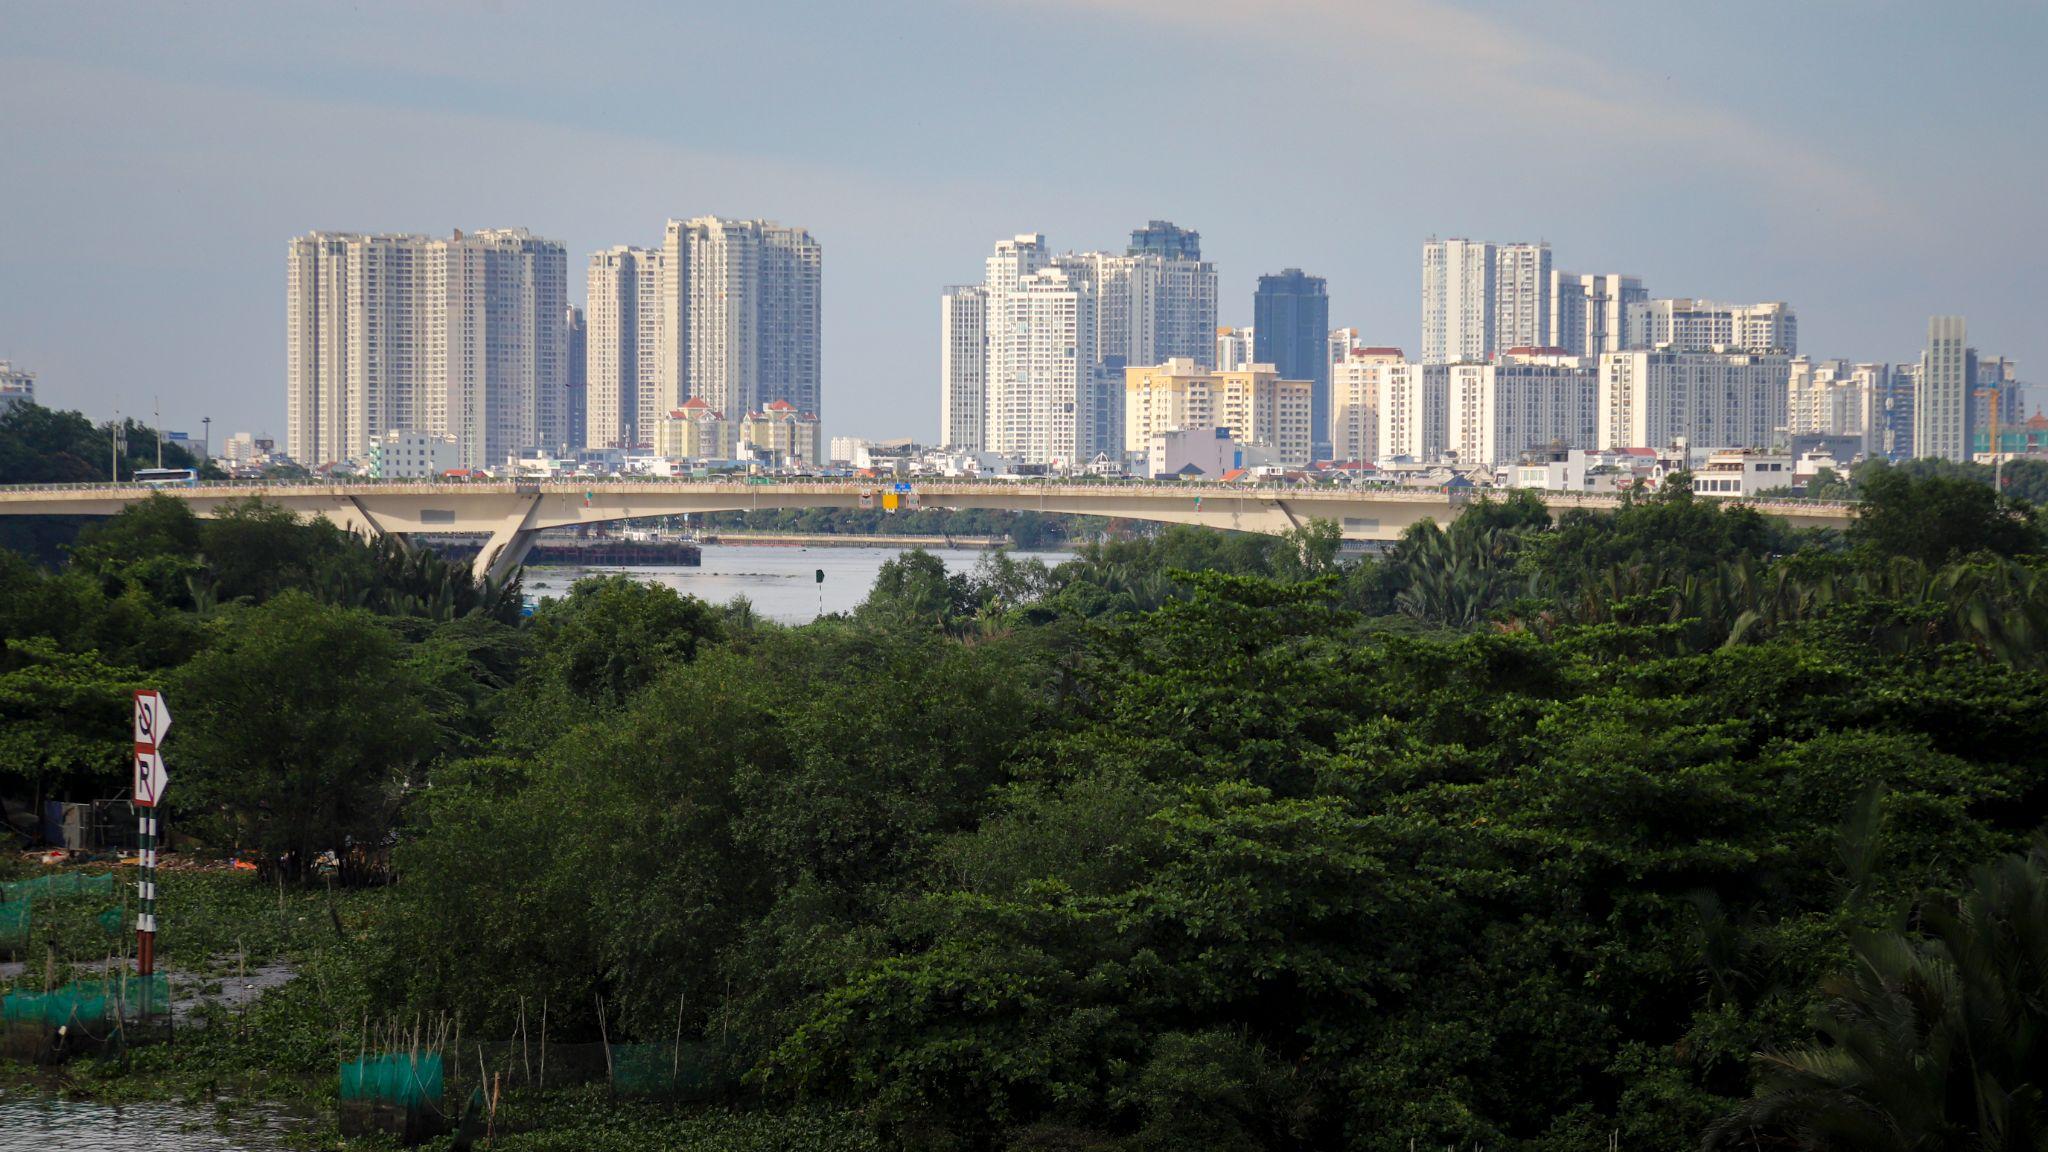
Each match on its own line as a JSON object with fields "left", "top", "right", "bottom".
{"left": 524, "top": 543, "right": 1075, "bottom": 623}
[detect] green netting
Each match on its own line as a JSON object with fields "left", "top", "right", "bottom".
{"left": 1, "top": 872, "right": 118, "bottom": 903}
{"left": 608, "top": 1043, "right": 673, "bottom": 1095}
{"left": 341, "top": 1052, "right": 445, "bottom": 1109}
{"left": 0, "top": 902, "right": 27, "bottom": 953}
{"left": 95, "top": 907, "right": 124, "bottom": 935}
{"left": 1, "top": 974, "right": 167, "bottom": 1029}
{"left": 608, "top": 1041, "right": 730, "bottom": 1098}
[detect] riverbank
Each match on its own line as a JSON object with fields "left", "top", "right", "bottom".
{"left": 0, "top": 867, "right": 877, "bottom": 1150}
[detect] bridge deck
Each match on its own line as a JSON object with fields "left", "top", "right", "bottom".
{"left": 0, "top": 480, "right": 1856, "bottom": 581}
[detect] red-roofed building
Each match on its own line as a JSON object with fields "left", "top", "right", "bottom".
{"left": 739, "top": 403, "right": 821, "bottom": 466}
{"left": 655, "top": 398, "right": 730, "bottom": 459}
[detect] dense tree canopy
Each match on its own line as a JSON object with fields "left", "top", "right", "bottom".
{"left": 4, "top": 465, "right": 2047, "bottom": 1150}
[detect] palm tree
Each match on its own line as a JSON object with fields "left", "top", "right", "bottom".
{"left": 1704, "top": 839, "right": 2048, "bottom": 1151}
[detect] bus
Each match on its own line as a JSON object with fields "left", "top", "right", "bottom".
{"left": 133, "top": 467, "right": 200, "bottom": 487}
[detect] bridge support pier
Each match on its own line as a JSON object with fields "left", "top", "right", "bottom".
{"left": 473, "top": 495, "right": 543, "bottom": 585}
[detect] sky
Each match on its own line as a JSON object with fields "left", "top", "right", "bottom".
{"left": 2, "top": 0, "right": 2044, "bottom": 445}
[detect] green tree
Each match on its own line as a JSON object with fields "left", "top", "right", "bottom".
{"left": 170, "top": 592, "right": 439, "bottom": 878}
{"left": 1706, "top": 840, "right": 2048, "bottom": 1152}
{"left": 1849, "top": 462, "right": 2040, "bottom": 565}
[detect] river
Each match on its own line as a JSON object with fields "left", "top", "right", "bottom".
{"left": 522, "top": 543, "right": 1076, "bottom": 624}
{"left": 0, "top": 1096, "right": 302, "bottom": 1151}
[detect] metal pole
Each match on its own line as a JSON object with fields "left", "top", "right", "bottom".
{"left": 202, "top": 417, "right": 211, "bottom": 465}
{"left": 155, "top": 397, "right": 163, "bottom": 468}
{"left": 112, "top": 411, "right": 121, "bottom": 482}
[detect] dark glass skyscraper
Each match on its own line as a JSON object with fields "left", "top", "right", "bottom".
{"left": 1253, "top": 269, "right": 1330, "bottom": 458}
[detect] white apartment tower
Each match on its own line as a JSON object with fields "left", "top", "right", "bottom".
{"left": 1446, "top": 352, "right": 1599, "bottom": 469}
{"left": 1549, "top": 273, "right": 1647, "bottom": 357}
{"left": 939, "top": 285, "right": 988, "bottom": 451}
{"left": 584, "top": 246, "right": 666, "bottom": 449}
{"left": 1787, "top": 357, "right": 1885, "bottom": 455}
{"left": 1216, "top": 326, "right": 1255, "bottom": 371}
{"left": 1493, "top": 243, "right": 1552, "bottom": 352}
{"left": 987, "top": 267, "right": 1095, "bottom": 466}
{"left": 1379, "top": 363, "right": 1452, "bottom": 462}
{"left": 1597, "top": 349, "right": 1790, "bottom": 451}
{"left": 1055, "top": 251, "right": 1217, "bottom": 372}
{"left": 1421, "top": 238, "right": 1551, "bottom": 363}
{"left": 286, "top": 229, "right": 568, "bottom": 470}
{"left": 660, "top": 217, "right": 822, "bottom": 427}
{"left": 1628, "top": 299, "right": 1798, "bottom": 355}
{"left": 1914, "top": 315, "right": 1973, "bottom": 463}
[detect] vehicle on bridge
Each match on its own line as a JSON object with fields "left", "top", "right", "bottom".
{"left": 133, "top": 468, "right": 199, "bottom": 487}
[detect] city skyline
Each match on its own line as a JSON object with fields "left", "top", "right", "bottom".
{"left": 2, "top": 2, "right": 2044, "bottom": 443}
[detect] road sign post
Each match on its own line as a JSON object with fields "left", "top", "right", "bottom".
{"left": 132, "top": 689, "right": 171, "bottom": 1012}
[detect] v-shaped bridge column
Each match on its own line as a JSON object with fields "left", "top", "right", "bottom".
{"left": 473, "top": 494, "right": 544, "bottom": 584}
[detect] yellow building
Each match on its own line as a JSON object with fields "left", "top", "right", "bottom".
{"left": 1124, "top": 357, "right": 1312, "bottom": 467}
{"left": 738, "top": 400, "right": 821, "bottom": 466}
{"left": 654, "top": 398, "right": 730, "bottom": 459}
{"left": 1330, "top": 347, "right": 1405, "bottom": 463}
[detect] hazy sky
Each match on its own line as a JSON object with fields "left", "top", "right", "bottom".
{"left": 2, "top": 0, "right": 2043, "bottom": 444}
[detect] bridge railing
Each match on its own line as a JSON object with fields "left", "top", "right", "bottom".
{"left": 0, "top": 475, "right": 1860, "bottom": 516}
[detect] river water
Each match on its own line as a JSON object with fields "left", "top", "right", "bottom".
{"left": 522, "top": 543, "right": 1076, "bottom": 624}
{"left": 0, "top": 1096, "right": 300, "bottom": 1150}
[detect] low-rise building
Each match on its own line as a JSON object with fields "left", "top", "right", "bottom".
{"left": 1508, "top": 446, "right": 1677, "bottom": 494}
{"left": 738, "top": 401, "right": 821, "bottom": 467}
{"left": 0, "top": 361, "right": 35, "bottom": 412}
{"left": 365, "top": 430, "right": 461, "bottom": 479}
{"left": 654, "top": 398, "right": 730, "bottom": 460}
{"left": 1692, "top": 449, "right": 1793, "bottom": 498}
{"left": 1124, "top": 358, "right": 1313, "bottom": 470}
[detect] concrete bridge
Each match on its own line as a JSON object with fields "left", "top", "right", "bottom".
{"left": 0, "top": 480, "right": 1857, "bottom": 582}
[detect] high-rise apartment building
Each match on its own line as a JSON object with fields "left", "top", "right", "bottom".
{"left": 1786, "top": 358, "right": 1886, "bottom": 455}
{"left": 1128, "top": 220, "right": 1202, "bottom": 261}
{"left": 1054, "top": 221, "right": 1216, "bottom": 373}
{"left": 1421, "top": 238, "right": 1552, "bottom": 364}
{"left": 939, "top": 285, "right": 988, "bottom": 451}
{"left": 1876, "top": 363, "right": 1917, "bottom": 462}
{"left": 1123, "top": 358, "right": 1312, "bottom": 468}
{"left": 1446, "top": 351, "right": 1599, "bottom": 469}
{"left": 1216, "top": 326, "right": 1255, "bottom": 371}
{"left": 565, "top": 306, "right": 586, "bottom": 452}
{"left": 1549, "top": 273, "right": 1646, "bottom": 357}
{"left": 659, "top": 217, "right": 822, "bottom": 428}
{"left": 1328, "top": 328, "right": 1361, "bottom": 373}
{"left": 1975, "top": 356, "right": 2025, "bottom": 447}
{"left": 987, "top": 267, "right": 1094, "bottom": 465}
{"left": 286, "top": 228, "right": 568, "bottom": 470}
{"left": 1253, "top": 270, "right": 1330, "bottom": 456}
{"left": 1493, "top": 243, "right": 1552, "bottom": 352}
{"left": 956, "top": 226, "right": 1212, "bottom": 464}
{"left": 1627, "top": 299, "right": 1797, "bottom": 354}
{"left": 1597, "top": 349, "right": 1790, "bottom": 451}
{"left": 584, "top": 246, "right": 666, "bottom": 449}
{"left": 1330, "top": 347, "right": 1404, "bottom": 463}
{"left": 1378, "top": 363, "right": 1452, "bottom": 462}
{"left": 1914, "top": 315, "right": 1974, "bottom": 463}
